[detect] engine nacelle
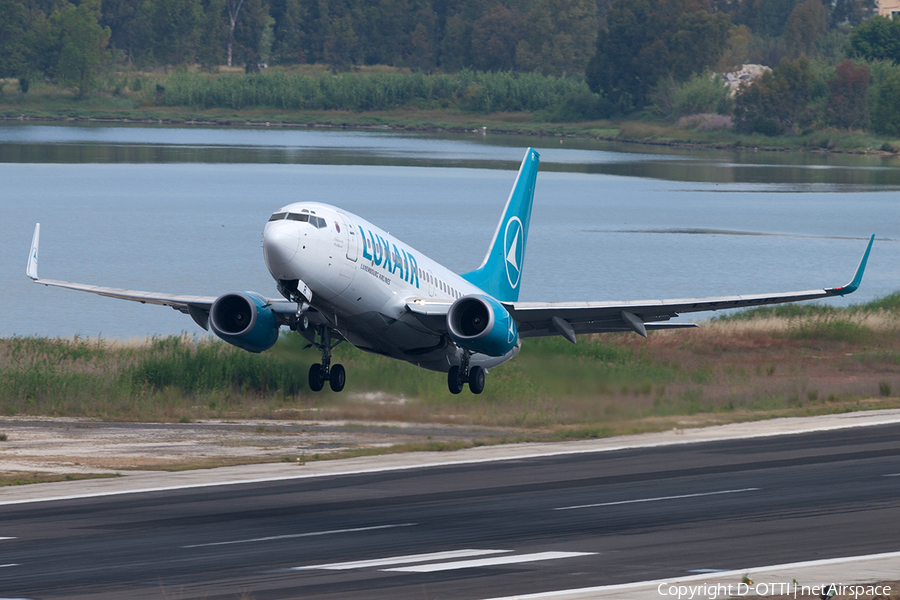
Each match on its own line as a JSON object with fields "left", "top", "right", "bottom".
{"left": 447, "top": 295, "right": 518, "bottom": 357}
{"left": 209, "top": 292, "right": 279, "bottom": 353}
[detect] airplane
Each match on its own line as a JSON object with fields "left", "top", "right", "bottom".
{"left": 26, "top": 147, "right": 874, "bottom": 395}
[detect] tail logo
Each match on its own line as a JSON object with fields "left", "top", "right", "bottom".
{"left": 504, "top": 216, "right": 524, "bottom": 289}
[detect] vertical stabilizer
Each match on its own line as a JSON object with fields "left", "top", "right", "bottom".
{"left": 462, "top": 148, "right": 540, "bottom": 302}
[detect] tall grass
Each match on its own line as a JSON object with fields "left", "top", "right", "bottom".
{"left": 155, "top": 69, "right": 591, "bottom": 113}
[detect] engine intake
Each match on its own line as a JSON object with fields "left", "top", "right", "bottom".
{"left": 447, "top": 295, "right": 518, "bottom": 357}
{"left": 209, "top": 292, "right": 279, "bottom": 353}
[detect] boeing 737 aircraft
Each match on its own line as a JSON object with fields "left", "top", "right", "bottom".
{"left": 27, "top": 148, "right": 874, "bottom": 395}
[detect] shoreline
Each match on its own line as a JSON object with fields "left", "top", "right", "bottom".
{"left": 3, "top": 109, "right": 898, "bottom": 157}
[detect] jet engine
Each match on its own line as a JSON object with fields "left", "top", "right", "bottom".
{"left": 209, "top": 292, "right": 280, "bottom": 353}
{"left": 446, "top": 295, "right": 518, "bottom": 357}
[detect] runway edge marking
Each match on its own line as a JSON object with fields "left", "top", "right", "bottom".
{"left": 477, "top": 550, "right": 900, "bottom": 600}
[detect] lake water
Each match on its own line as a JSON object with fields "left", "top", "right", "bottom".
{"left": 2, "top": 122, "right": 899, "bottom": 338}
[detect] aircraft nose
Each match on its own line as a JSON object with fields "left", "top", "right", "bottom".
{"left": 263, "top": 221, "right": 300, "bottom": 267}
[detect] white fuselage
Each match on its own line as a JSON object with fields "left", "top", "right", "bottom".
{"left": 262, "top": 202, "right": 519, "bottom": 372}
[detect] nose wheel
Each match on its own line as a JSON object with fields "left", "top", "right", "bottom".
{"left": 305, "top": 325, "right": 346, "bottom": 393}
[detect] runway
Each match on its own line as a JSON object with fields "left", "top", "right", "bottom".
{"left": 1, "top": 420, "right": 898, "bottom": 599}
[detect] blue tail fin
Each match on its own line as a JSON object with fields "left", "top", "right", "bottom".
{"left": 462, "top": 148, "right": 540, "bottom": 302}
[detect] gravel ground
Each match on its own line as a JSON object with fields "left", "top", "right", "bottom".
{"left": 0, "top": 416, "right": 530, "bottom": 475}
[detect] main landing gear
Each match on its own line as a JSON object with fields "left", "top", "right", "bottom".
{"left": 447, "top": 351, "right": 485, "bottom": 395}
{"left": 306, "top": 325, "right": 346, "bottom": 393}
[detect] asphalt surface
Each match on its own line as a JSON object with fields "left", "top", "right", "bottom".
{"left": 1, "top": 423, "right": 898, "bottom": 600}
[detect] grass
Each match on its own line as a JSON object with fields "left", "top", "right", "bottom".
{"left": 0, "top": 472, "right": 119, "bottom": 486}
{"left": 1, "top": 292, "right": 899, "bottom": 433}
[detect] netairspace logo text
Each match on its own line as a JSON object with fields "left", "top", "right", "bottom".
{"left": 657, "top": 582, "right": 892, "bottom": 599}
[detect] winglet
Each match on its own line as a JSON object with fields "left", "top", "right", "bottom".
{"left": 827, "top": 234, "right": 874, "bottom": 296}
{"left": 26, "top": 223, "right": 40, "bottom": 280}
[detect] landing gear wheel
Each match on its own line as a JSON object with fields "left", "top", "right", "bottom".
{"left": 447, "top": 366, "right": 463, "bottom": 395}
{"left": 468, "top": 366, "right": 485, "bottom": 394}
{"left": 329, "top": 364, "right": 346, "bottom": 392}
{"left": 308, "top": 363, "right": 325, "bottom": 392}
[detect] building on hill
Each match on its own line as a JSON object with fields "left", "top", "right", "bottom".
{"left": 877, "top": 0, "right": 900, "bottom": 19}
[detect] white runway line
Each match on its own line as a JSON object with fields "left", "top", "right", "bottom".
{"left": 293, "top": 549, "right": 510, "bottom": 571}
{"left": 883, "top": 473, "right": 900, "bottom": 477}
{"left": 479, "top": 550, "right": 900, "bottom": 600}
{"left": 183, "top": 523, "right": 416, "bottom": 548}
{"left": 383, "top": 551, "right": 597, "bottom": 573}
{"left": 555, "top": 488, "right": 760, "bottom": 511}
{"left": 0, "top": 564, "right": 21, "bottom": 568}
{"left": 0, "top": 537, "right": 16, "bottom": 541}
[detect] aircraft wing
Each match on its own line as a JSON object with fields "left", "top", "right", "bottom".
{"left": 508, "top": 234, "right": 874, "bottom": 340}
{"left": 407, "top": 235, "right": 874, "bottom": 342}
{"left": 25, "top": 223, "right": 301, "bottom": 331}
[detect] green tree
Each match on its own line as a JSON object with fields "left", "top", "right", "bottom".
{"left": 587, "top": 0, "right": 731, "bottom": 110}
{"left": 199, "top": 0, "right": 228, "bottom": 69}
{"left": 734, "top": 56, "right": 814, "bottom": 134}
{"left": 0, "top": 0, "right": 28, "bottom": 78}
{"left": 151, "top": 0, "right": 202, "bottom": 68}
{"left": 52, "top": 0, "right": 111, "bottom": 98}
{"left": 848, "top": 15, "right": 900, "bottom": 64}
{"left": 439, "top": 13, "right": 472, "bottom": 71}
{"left": 871, "top": 70, "right": 900, "bottom": 136}
{"left": 323, "top": 14, "right": 357, "bottom": 71}
{"left": 784, "top": 0, "right": 827, "bottom": 58}
{"left": 825, "top": 59, "right": 869, "bottom": 129}
{"left": 23, "top": 5, "right": 59, "bottom": 77}
{"left": 516, "top": 0, "right": 598, "bottom": 76}
{"left": 470, "top": 5, "right": 523, "bottom": 72}
{"left": 233, "top": 0, "right": 267, "bottom": 71}
{"left": 100, "top": 0, "right": 151, "bottom": 65}
{"left": 754, "top": 0, "right": 800, "bottom": 37}
{"left": 225, "top": 0, "right": 244, "bottom": 66}
{"left": 271, "top": 0, "right": 305, "bottom": 64}
{"left": 668, "top": 9, "right": 733, "bottom": 80}
{"left": 407, "top": 21, "right": 433, "bottom": 70}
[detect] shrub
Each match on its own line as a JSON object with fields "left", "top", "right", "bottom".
{"left": 651, "top": 71, "right": 733, "bottom": 121}
{"left": 541, "top": 90, "right": 612, "bottom": 122}
{"left": 677, "top": 113, "right": 734, "bottom": 131}
{"left": 734, "top": 56, "right": 814, "bottom": 135}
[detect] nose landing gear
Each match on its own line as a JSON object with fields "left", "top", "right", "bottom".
{"left": 305, "top": 325, "right": 346, "bottom": 393}
{"left": 447, "top": 351, "right": 485, "bottom": 395}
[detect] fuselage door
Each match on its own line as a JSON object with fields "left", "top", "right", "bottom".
{"left": 338, "top": 213, "right": 358, "bottom": 262}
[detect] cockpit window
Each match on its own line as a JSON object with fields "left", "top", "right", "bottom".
{"left": 270, "top": 212, "right": 327, "bottom": 228}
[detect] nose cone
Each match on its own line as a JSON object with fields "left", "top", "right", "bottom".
{"left": 263, "top": 221, "right": 300, "bottom": 275}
